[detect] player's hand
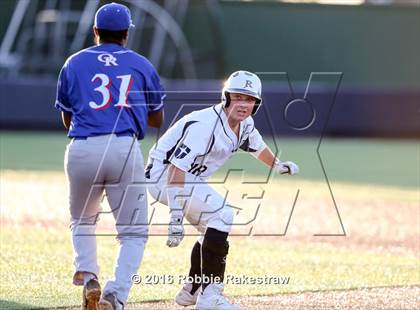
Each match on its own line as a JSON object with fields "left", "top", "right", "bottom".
{"left": 282, "top": 161, "right": 299, "bottom": 175}
{"left": 167, "top": 211, "right": 184, "bottom": 247}
{"left": 274, "top": 160, "right": 299, "bottom": 176}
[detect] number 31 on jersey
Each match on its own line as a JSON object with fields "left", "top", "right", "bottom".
{"left": 89, "top": 73, "right": 133, "bottom": 110}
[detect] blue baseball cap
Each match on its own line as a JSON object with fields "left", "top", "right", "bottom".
{"left": 94, "top": 2, "right": 135, "bottom": 31}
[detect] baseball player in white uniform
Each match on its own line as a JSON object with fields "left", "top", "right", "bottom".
{"left": 146, "top": 71, "right": 299, "bottom": 310}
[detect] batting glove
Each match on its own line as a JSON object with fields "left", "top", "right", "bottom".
{"left": 167, "top": 210, "right": 184, "bottom": 247}
{"left": 274, "top": 159, "right": 299, "bottom": 176}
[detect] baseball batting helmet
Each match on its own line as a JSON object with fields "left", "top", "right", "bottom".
{"left": 221, "top": 70, "right": 262, "bottom": 115}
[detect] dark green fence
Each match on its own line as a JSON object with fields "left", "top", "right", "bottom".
{"left": 184, "top": 1, "right": 420, "bottom": 88}
{"left": 1, "top": 1, "right": 419, "bottom": 88}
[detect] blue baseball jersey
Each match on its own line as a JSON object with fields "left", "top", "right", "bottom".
{"left": 55, "top": 43, "right": 165, "bottom": 139}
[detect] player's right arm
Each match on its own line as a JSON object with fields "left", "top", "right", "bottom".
{"left": 55, "top": 60, "right": 74, "bottom": 130}
{"left": 166, "top": 164, "right": 186, "bottom": 247}
{"left": 168, "top": 163, "right": 186, "bottom": 186}
{"left": 164, "top": 122, "right": 212, "bottom": 247}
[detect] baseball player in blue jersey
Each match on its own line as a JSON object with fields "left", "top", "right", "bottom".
{"left": 55, "top": 3, "right": 165, "bottom": 310}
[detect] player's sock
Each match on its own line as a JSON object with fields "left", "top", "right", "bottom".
{"left": 201, "top": 228, "right": 229, "bottom": 292}
{"left": 188, "top": 241, "right": 202, "bottom": 294}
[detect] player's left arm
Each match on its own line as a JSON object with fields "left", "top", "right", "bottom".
{"left": 145, "top": 64, "right": 166, "bottom": 127}
{"left": 243, "top": 125, "right": 299, "bottom": 176}
{"left": 148, "top": 110, "right": 164, "bottom": 128}
{"left": 256, "top": 146, "right": 299, "bottom": 176}
{"left": 256, "top": 146, "right": 276, "bottom": 167}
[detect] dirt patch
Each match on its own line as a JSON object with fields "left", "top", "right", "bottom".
{"left": 234, "top": 286, "right": 420, "bottom": 310}
{"left": 2, "top": 172, "right": 419, "bottom": 253}
{"left": 56, "top": 286, "right": 419, "bottom": 310}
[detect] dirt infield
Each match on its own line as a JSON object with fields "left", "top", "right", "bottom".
{"left": 59, "top": 286, "right": 419, "bottom": 310}
{"left": 2, "top": 172, "right": 419, "bottom": 255}
{"left": 126, "top": 286, "right": 420, "bottom": 310}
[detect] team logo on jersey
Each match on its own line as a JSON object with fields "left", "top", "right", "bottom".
{"left": 97, "top": 53, "right": 118, "bottom": 66}
{"left": 244, "top": 80, "right": 253, "bottom": 88}
{"left": 174, "top": 143, "right": 191, "bottom": 159}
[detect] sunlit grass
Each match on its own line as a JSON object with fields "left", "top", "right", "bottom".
{"left": 0, "top": 227, "right": 418, "bottom": 308}
{"left": 0, "top": 144, "right": 418, "bottom": 309}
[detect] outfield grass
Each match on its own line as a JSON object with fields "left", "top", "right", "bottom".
{"left": 0, "top": 131, "right": 419, "bottom": 188}
{"left": 0, "top": 228, "right": 418, "bottom": 309}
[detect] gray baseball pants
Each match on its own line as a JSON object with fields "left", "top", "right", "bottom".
{"left": 65, "top": 134, "right": 148, "bottom": 304}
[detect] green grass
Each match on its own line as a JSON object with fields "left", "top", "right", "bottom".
{"left": 0, "top": 131, "right": 419, "bottom": 308}
{"left": 0, "top": 160, "right": 418, "bottom": 308}
{"left": 0, "top": 227, "right": 418, "bottom": 309}
{"left": 0, "top": 131, "right": 419, "bottom": 188}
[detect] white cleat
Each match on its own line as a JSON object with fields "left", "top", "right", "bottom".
{"left": 196, "top": 283, "right": 242, "bottom": 310}
{"left": 175, "top": 283, "right": 199, "bottom": 306}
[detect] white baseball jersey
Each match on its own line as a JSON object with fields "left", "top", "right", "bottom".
{"left": 149, "top": 103, "right": 266, "bottom": 178}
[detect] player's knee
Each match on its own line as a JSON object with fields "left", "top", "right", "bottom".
{"left": 207, "top": 205, "right": 235, "bottom": 233}
{"left": 116, "top": 225, "right": 149, "bottom": 243}
{"left": 202, "top": 227, "right": 229, "bottom": 256}
{"left": 147, "top": 185, "right": 161, "bottom": 203}
{"left": 70, "top": 220, "right": 97, "bottom": 234}
{"left": 70, "top": 212, "right": 100, "bottom": 228}
{"left": 117, "top": 234, "right": 148, "bottom": 246}
{"left": 221, "top": 205, "right": 234, "bottom": 226}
